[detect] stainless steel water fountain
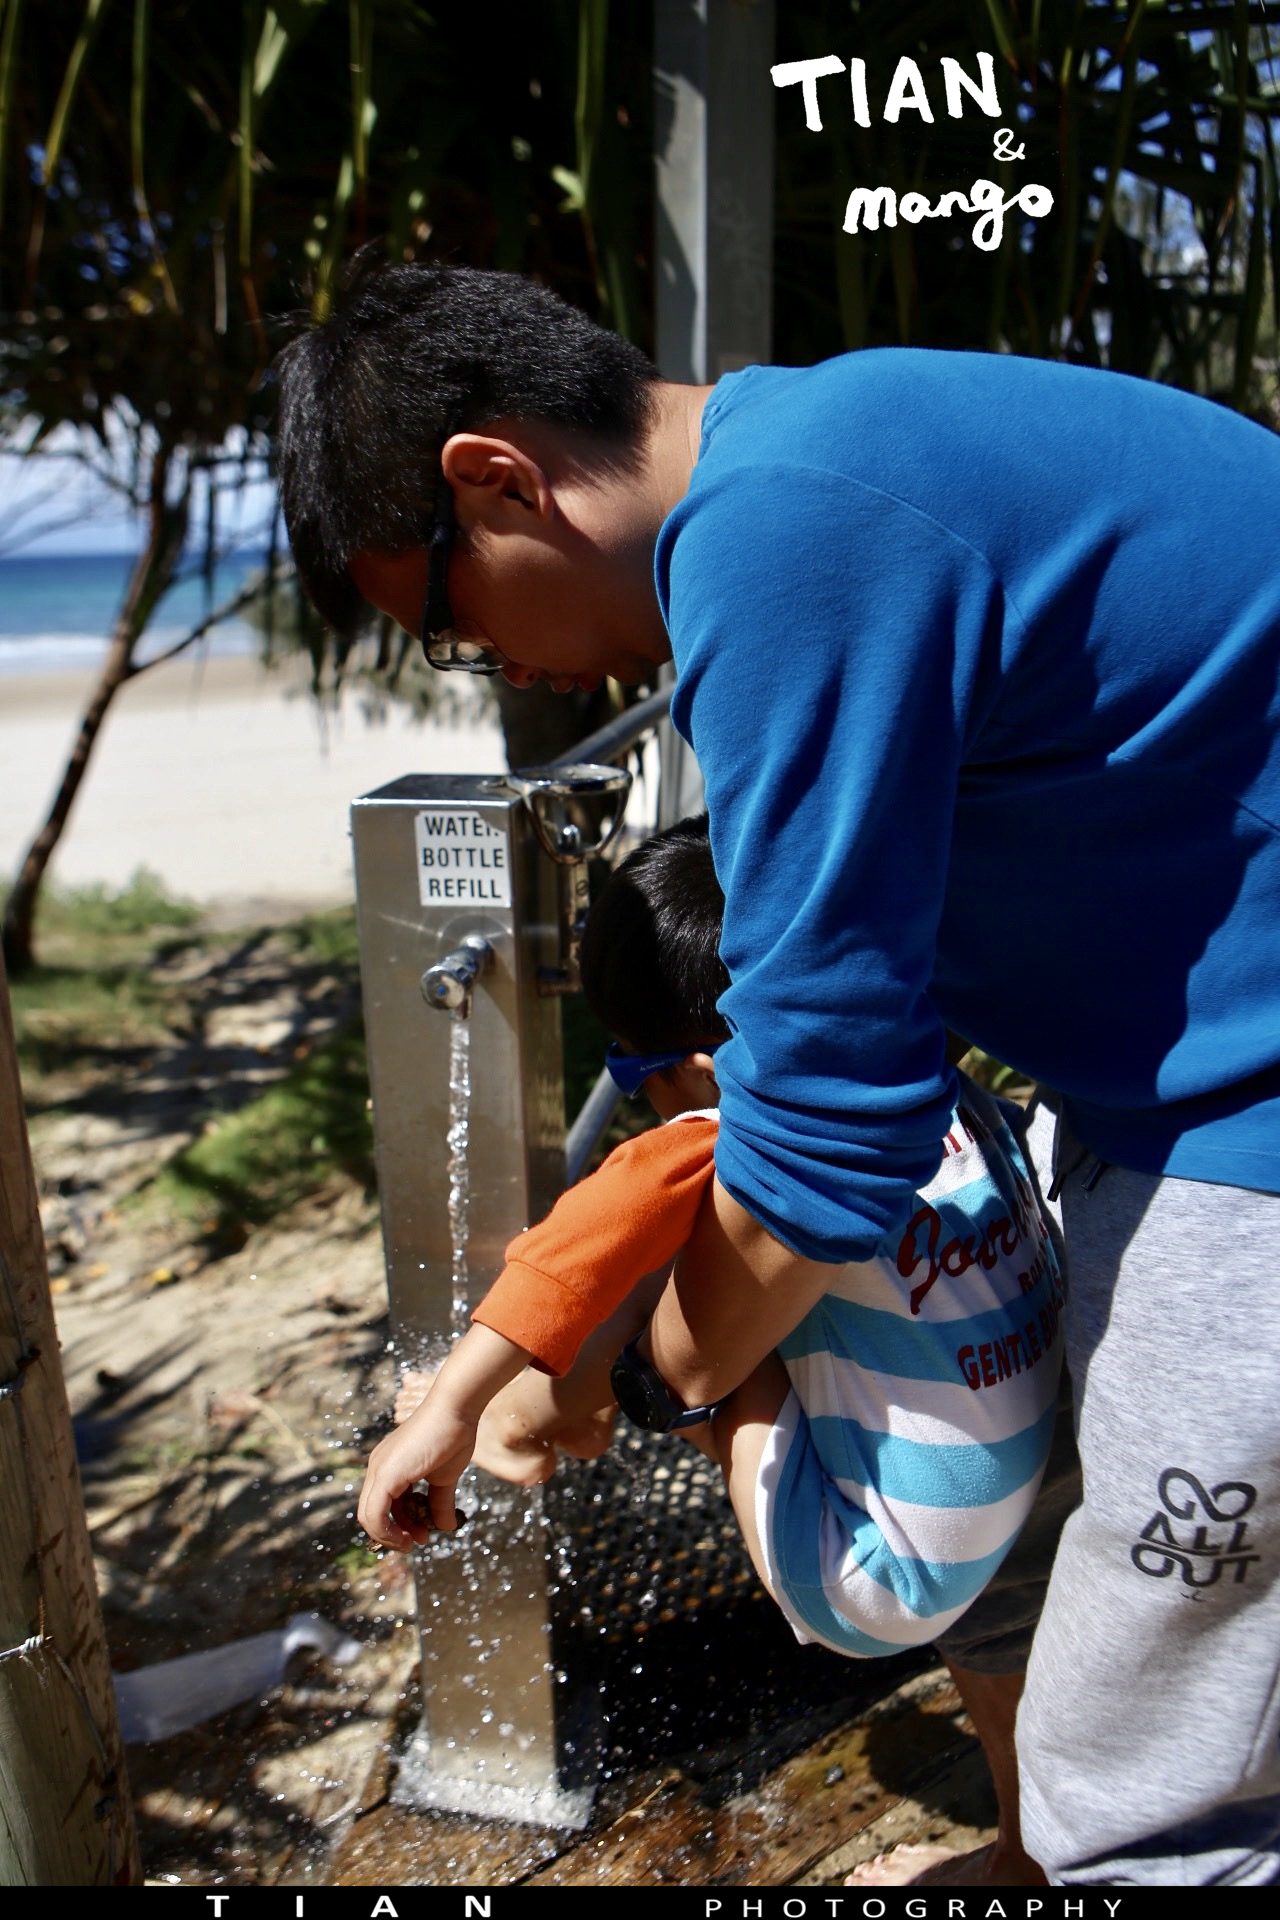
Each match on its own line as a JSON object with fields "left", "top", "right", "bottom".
{"left": 350, "top": 764, "right": 631, "bottom": 1828}
{"left": 506, "top": 763, "right": 631, "bottom": 994}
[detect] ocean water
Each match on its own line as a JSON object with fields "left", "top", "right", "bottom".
{"left": 0, "top": 550, "right": 273, "bottom": 677}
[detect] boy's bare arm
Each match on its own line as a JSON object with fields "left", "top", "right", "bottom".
{"left": 358, "top": 1323, "right": 529, "bottom": 1550}
{"left": 361, "top": 1265, "right": 675, "bottom": 1548}
{"left": 645, "top": 1176, "right": 836, "bottom": 1407}
{"left": 473, "top": 1263, "right": 671, "bottom": 1470}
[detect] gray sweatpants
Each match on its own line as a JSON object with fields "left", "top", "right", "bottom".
{"left": 1014, "top": 1094, "right": 1280, "bottom": 1886}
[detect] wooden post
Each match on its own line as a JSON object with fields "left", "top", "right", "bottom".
{"left": 652, "top": 0, "right": 776, "bottom": 829}
{"left": 0, "top": 949, "right": 140, "bottom": 1885}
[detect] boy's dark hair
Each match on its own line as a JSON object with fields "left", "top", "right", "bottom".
{"left": 274, "top": 252, "right": 658, "bottom": 638}
{"left": 580, "top": 813, "right": 731, "bottom": 1055}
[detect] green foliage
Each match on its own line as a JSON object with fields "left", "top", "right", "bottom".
{"left": 28, "top": 866, "right": 199, "bottom": 941}
{"left": 774, "top": 1, "right": 1280, "bottom": 415}
{"left": 14, "top": 959, "right": 184, "bottom": 1085}
{"left": 6, "top": 4, "right": 1275, "bottom": 513}
{"left": 149, "top": 902, "right": 374, "bottom": 1228}
{"left": 1, "top": 2, "right": 654, "bottom": 453}
{"left": 7, "top": 870, "right": 200, "bottom": 1087}
{"left": 277, "top": 905, "right": 360, "bottom": 973}
{"left": 7, "top": 881, "right": 375, "bottom": 1229}
{"left": 154, "top": 1022, "right": 375, "bottom": 1227}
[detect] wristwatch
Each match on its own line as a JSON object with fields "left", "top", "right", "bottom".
{"left": 609, "top": 1337, "right": 725, "bottom": 1433}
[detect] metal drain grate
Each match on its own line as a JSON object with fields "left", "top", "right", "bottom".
{"left": 547, "top": 1428, "right": 765, "bottom": 1645}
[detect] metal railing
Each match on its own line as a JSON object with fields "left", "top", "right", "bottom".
{"left": 550, "top": 684, "right": 670, "bottom": 771}
{"left": 556, "top": 687, "right": 672, "bottom": 1182}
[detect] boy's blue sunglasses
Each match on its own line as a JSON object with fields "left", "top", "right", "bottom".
{"left": 605, "top": 1041, "right": 691, "bottom": 1099}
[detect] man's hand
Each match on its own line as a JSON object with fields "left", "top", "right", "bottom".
{"left": 357, "top": 1398, "right": 477, "bottom": 1552}
{"left": 645, "top": 1175, "right": 837, "bottom": 1407}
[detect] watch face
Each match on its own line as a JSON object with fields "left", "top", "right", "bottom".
{"left": 610, "top": 1346, "right": 669, "bottom": 1431}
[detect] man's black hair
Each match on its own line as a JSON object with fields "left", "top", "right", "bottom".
{"left": 580, "top": 813, "right": 731, "bottom": 1056}
{"left": 274, "top": 251, "right": 658, "bottom": 638}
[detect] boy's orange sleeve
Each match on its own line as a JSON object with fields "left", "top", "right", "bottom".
{"left": 470, "top": 1117, "right": 718, "bottom": 1376}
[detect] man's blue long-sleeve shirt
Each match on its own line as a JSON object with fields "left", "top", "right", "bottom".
{"left": 656, "top": 350, "right": 1280, "bottom": 1264}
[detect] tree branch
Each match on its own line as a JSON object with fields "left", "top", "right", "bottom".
{"left": 126, "top": 562, "right": 293, "bottom": 675}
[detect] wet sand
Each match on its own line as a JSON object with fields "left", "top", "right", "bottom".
{"left": 0, "top": 653, "right": 506, "bottom": 909}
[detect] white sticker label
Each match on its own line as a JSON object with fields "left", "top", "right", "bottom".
{"left": 414, "top": 808, "right": 511, "bottom": 908}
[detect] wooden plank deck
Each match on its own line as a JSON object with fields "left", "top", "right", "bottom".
{"left": 326, "top": 1643, "right": 998, "bottom": 1890}
{"left": 329, "top": 1437, "right": 1002, "bottom": 1889}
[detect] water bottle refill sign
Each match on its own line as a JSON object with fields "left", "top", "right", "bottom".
{"left": 414, "top": 807, "right": 513, "bottom": 908}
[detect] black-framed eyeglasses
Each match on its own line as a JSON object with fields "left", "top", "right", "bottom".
{"left": 419, "top": 475, "right": 504, "bottom": 675}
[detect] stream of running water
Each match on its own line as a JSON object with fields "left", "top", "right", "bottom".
{"left": 445, "top": 1007, "right": 473, "bottom": 1339}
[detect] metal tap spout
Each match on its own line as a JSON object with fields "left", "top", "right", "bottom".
{"left": 506, "top": 762, "right": 632, "bottom": 996}
{"left": 420, "top": 934, "right": 493, "bottom": 1015}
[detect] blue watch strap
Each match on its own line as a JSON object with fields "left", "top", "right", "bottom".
{"left": 611, "top": 1337, "right": 724, "bottom": 1432}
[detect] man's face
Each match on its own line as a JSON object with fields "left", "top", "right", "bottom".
{"left": 348, "top": 426, "right": 673, "bottom": 692}
{"left": 348, "top": 522, "right": 666, "bottom": 695}
{"left": 348, "top": 546, "right": 595, "bottom": 692}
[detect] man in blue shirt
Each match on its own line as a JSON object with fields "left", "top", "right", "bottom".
{"left": 277, "top": 258, "right": 1280, "bottom": 1887}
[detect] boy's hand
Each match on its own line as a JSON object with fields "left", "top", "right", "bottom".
{"left": 357, "top": 1404, "right": 477, "bottom": 1552}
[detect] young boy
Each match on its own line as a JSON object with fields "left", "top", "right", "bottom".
{"left": 357, "top": 816, "right": 1064, "bottom": 1660}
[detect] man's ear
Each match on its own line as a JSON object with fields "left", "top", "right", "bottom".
{"left": 441, "top": 433, "right": 555, "bottom": 526}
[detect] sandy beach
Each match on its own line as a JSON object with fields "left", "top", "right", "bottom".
{"left": 0, "top": 652, "right": 507, "bottom": 911}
